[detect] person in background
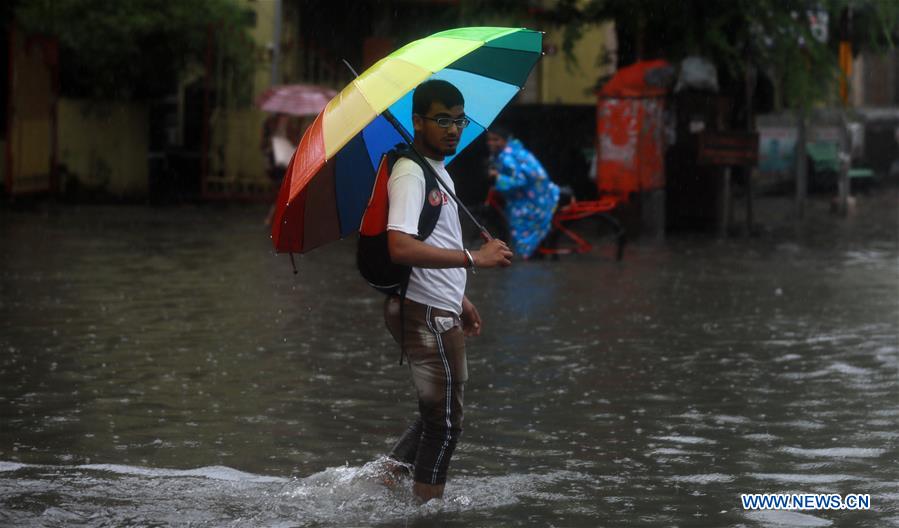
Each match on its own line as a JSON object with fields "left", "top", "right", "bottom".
{"left": 263, "top": 114, "right": 301, "bottom": 226}
{"left": 486, "top": 127, "right": 560, "bottom": 258}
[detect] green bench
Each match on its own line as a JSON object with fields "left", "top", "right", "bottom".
{"left": 848, "top": 167, "right": 874, "bottom": 180}
{"left": 806, "top": 141, "right": 875, "bottom": 185}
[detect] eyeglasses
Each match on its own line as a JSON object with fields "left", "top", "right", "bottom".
{"left": 419, "top": 115, "right": 471, "bottom": 129}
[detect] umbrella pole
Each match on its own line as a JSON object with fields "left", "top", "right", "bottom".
{"left": 342, "top": 60, "right": 493, "bottom": 241}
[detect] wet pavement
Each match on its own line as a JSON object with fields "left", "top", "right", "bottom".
{"left": 0, "top": 189, "right": 897, "bottom": 527}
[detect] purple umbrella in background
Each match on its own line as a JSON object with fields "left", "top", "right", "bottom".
{"left": 255, "top": 84, "right": 337, "bottom": 116}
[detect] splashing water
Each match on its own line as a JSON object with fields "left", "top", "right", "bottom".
{"left": 0, "top": 456, "right": 588, "bottom": 526}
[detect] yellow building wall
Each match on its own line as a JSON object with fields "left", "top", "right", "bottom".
{"left": 9, "top": 2, "right": 306, "bottom": 200}
{"left": 206, "top": 0, "right": 302, "bottom": 194}
{"left": 57, "top": 99, "right": 149, "bottom": 197}
{"left": 9, "top": 30, "right": 53, "bottom": 193}
{"left": 208, "top": 106, "right": 269, "bottom": 190}
{"left": 540, "top": 23, "right": 615, "bottom": 105}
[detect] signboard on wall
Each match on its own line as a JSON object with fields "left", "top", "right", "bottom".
{"left": 697, "top": 131, "right": 759, "bottom": 166}
{"left": 756, "top": 124, "right": 842, "bottom": 176}
{"left": 757, "top": 126, "right": 798, "bottom": 175}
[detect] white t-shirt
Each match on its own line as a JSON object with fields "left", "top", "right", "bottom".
{"left": 386, "top": 156, "right": 466, "bottom": 315}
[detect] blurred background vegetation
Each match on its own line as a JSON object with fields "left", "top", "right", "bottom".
{"left": 14, "top": 0, "right": 255, "bottom": 101}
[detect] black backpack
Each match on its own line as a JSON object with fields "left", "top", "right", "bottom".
{"left": 357, "top": 144, "right": 442, "bottom": 296}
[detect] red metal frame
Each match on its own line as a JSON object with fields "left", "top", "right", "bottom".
{"left": 484, "top": 188, "right": 622, "bottom": 256}
{"left": 540, "top": 196, "right": 620, "bottom": 255}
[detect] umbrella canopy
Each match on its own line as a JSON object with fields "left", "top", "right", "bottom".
{"left": 256, "top": 84, "right": 338, "bottom": 116}
{"left": 271, "top": 27, "right": 543, "bottom": 254}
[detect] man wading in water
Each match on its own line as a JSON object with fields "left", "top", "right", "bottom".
{"left": 383, "top": 80, "right": 513, "bottom": 502}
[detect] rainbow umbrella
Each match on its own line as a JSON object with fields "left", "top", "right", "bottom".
{"left": 271, "top": 27, "right": 543, "bottom": 254}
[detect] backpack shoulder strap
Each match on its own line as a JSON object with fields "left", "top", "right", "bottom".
{"left": 388, "top": 143, "right": 441, "bottom": 241}
{"left": 383, "top": 144, "right": 441, "bottom": 366}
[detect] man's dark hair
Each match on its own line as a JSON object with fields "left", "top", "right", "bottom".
{"left": 489, "top": 124, "right": 512, "bottom": 139}
{"left": 412, "top": 80, "right": 464, "bottom": 115}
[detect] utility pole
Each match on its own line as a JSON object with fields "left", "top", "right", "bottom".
{"left": 271, "top": 0, "right": 282, "bottom": 87}
{"left": 839, "top": 7, "right": 853, "bottom": 106}
{"left": 795, "top": 111, "right": 807, "bottom": 219}
{"left": 744, "top": 47, "right": 757, "bottom": 235}
{"left": 836, "top": 7, "right": 853, "bottom": 216}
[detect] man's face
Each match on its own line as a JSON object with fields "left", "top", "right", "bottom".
{"left": 413, "top": 102, "right": 465, "bottom": 158}
{"left": 486, "top": 132, "right": 507, "bottom": 155}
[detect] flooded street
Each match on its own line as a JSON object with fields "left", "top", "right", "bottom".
{"left": 1, "top": 190, "right": 897, "bottom": 527}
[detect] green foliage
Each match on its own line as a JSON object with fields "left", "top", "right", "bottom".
{"left": 457, "top": 0, "right": 533, "bottom": 27}
{"left": 16, "top": 0, "right": 255, "bottom": 101}
{"left": 379, "top": 0, "right": 534, "bottom": 47}
{"left": 545, "top": 0, "right": 899, "bottom": 110}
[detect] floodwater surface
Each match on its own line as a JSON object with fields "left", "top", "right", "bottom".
{"left": 1, "top": 192, "right": 897, "bottom": 527}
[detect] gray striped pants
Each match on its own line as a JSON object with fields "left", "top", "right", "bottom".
{"left": 384, "top": 296, "right": 467, "bottom": 485}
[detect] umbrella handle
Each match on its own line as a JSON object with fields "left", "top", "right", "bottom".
{"left": 390, "top": 120, "right": 494, "bottom": 237}
{"left": 401, "top": 132, "right": 495, "bottom": 241}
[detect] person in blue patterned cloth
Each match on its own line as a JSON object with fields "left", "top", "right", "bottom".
{"left": 487, "top": 127, "right": 560, "bottom": 259}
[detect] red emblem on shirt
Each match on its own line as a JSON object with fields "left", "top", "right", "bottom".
{"left": 428, "top": 189, "right": 443, "bottom": 207}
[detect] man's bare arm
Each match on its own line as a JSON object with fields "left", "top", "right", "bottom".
{"left": 387, "top": 231, "right": 513, "bottom": 269}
